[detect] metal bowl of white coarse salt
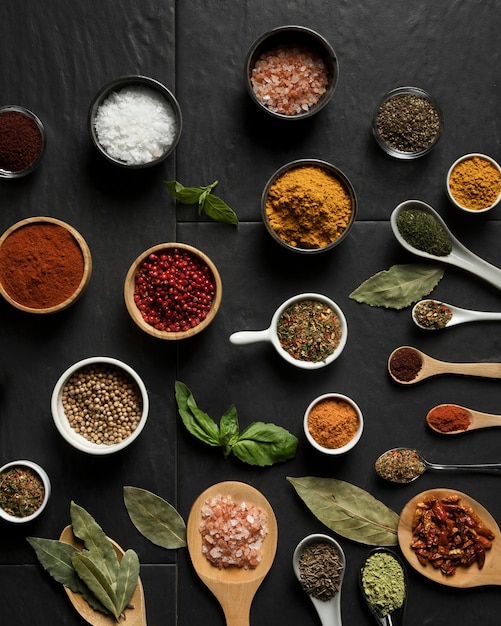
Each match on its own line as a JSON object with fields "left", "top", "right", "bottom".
{"left": 88, "top": 75, "right": 183, "bottom": 169}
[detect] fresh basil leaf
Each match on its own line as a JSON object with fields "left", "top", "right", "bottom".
{"left": 115, "top": 549, "right": 140, "bottom": 616}
{"left": 27, "top": 537, "right": 81, "bottom": 591}
{"left": 287, "top": 476, "right": 399, "bottom": 546}
{"left": 164, "top": 180, "right": 204, "bottom": 204}
{"left": 349, "top": 264, "right": 444, "bottom": 309}
{"left": 203, "top": 194, "right": 239, "bottom": 224}
{"left": 124, "top": 486, "right": 187, "bottom": 549}
{"left": 232, "top": 422, "right": 298, "bottom": 466}
{"left": 219, "top": 405, "right": 240, "bottom": 458}
{"left": 175, "top": 381, "right": 220, "bottom": 445}
{"left": 70, "top": 501, "right": 119, "bottom": 585}
{"left": 72, "top": 551, "right": 119, "bottom": 619}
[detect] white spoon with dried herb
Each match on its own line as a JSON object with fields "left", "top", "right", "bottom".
{"left": 412, "top": 299, "right": 501, "bottom": 330}
{"left": 293, "top": 533, "right": 346, "bottom": 626}
{"left": 186, "top": 481, "right": 277, "bottom": 626}
{"left": 390, "top": 200, "right": 501, "bottom": 291}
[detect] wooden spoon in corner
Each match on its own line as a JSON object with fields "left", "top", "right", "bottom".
{"left": 59, "top": 525, "right": 147, "bottom": 626}
{"left": 186, "top": 481, "right": 278, "bottom": 626}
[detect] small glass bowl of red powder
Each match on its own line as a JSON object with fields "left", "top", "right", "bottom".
{"left": 124, "top": 242, "right": 222, "bottom": 340}
{"left": 245, "top": 25, "right": 338, "bottom": 120}
{"left": 0, "top": 106, "right": 46, "bottom": 178}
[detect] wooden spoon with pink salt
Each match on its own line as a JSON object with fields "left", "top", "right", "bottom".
{"left": 186, "top": 481, "right": 278, "bottom": 626}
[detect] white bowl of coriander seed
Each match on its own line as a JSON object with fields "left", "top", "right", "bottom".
{"left": 51, "top": 357, "right": 149, "bottom": 455}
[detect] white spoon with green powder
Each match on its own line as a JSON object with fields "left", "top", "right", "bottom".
{"left": 390, "top": 200, "right": 501, "bottom": 291}
{"left": 359, "top": 548, "right": 407, "bottom": 625}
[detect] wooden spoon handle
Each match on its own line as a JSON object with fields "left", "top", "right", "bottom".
{"left": 222, "top": 598, "right": 252, "bottom": 626}
{"left": 432, "top": 361, "right": 501, "bottom": 379}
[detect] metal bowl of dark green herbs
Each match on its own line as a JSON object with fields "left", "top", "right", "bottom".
{"left": 359, "top": 547, "right": 408, "bottom": 624}
{"left": 88, "top": 75, "right": 183, "bottom": 168}
{"left": 261, "top": 159, "right": 357, "bottom": 253}
{"left": 372, "top": 86, "right": 443, "bottom": 159}
{"left": 229, "top": 292, "right": 347, "bottom": 370}
{"left": 0, "top": 460, "right": 51, "bottom": 524}
{"left": 391, "top": 200, "right": 501, "bottom": 290}
{"left": 245, "top": 25, "right": 338, "bottom": 120}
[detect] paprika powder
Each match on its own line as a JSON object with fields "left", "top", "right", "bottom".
{"left": 0, "top": 218, "right": 89, "bottom": 311}
{"left": 426, "top": 404, "right": 472, "bottom": 433}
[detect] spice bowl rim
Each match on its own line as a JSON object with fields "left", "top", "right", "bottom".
{"left": 292, "top": 532, "right": 346, "bottom": 596}
{"left": 372, "top": 86, "right": 444, "bottom": 160}
{"left": 359, "top": 546, "right": 408, "bottom": 620}
{"left": 446, "top": 152, "right": 501, "bottom": 213}
{"left": 303, "top": 392, "right": 363, "bottom": 454}
{"left": 88, "top": 74, "right": 183, "bottom": 169}
{"left": 0, "top": 460, "right": 51, "bottom": 523}
{"left": 0, "top": 216, "right": 92, "bottom": 314}
{"left": 0, "top": 105, "right": 46, "bottom": 178}
{"left": 50, "top": 356, "right": 149, "bottom": 455}
{"left": 124, "top": 242, "right": 223, "bottom": 341}
{"left": 245, "top": 24, "right": 339, "bottom": 120}
{"left": 261, "top": 158, "right": 357, "bottom": 254}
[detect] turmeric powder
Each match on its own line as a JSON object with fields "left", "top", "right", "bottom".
{"left": 449, "top": 155, "right": 501, "bottom": 211}
{"left": 307, "top": 397, "right": 359, "bottom": 448}
{"left": 265, "top": 165, "right": 353, "bottom": 249}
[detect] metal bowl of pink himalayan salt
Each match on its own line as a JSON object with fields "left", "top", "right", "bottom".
{"left": 245, "top": 25, "right": 339, "bottom": 120}
{"left": 88, "top": 75, "right": 183, "bottom": 169}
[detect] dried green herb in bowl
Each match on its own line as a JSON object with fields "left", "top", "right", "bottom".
{"left": 0, "top": 460, "right": 50, "bottom": 523}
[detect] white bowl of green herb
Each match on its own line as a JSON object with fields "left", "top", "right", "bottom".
{"left": 230, "top": 292, "right": 347, "bottom": 370}
{"left": 0, "top": 460, "right": 50, "bottom": 523}
{"left": 390, "top": 200, "right": 501, "bottom": 292}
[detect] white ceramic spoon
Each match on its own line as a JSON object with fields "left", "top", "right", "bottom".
{"left": 390, "top": 200, "right": 501, "bottom": 291}
{"left": 412, "top": 299, "right": 501, "bottom": 330}
{"left": 292, "top": 534, "right": 345, "bottom": 626}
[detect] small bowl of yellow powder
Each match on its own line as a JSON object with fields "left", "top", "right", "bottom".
{"left": 261, "top": 159, "right": 357, "bottom": 253}
{"left": 304, "top": 393, "right": 363, "bottom": 455}
{"left": 446, "top": 153, "right": 501, "bottom": 214}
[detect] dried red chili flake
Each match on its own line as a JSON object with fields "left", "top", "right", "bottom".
{"left": 410, "top": 493, "right": 495, "bottom": 576}
{"left": 133, "top": 248, "right": 216, "bottom": 332}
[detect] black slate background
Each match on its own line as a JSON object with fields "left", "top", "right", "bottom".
{"left": 1, "top": 1, "right": 501, "bottom": 624}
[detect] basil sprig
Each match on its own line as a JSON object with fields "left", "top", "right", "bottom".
{"left": 175, "top": 381, "right": 298, "bottom": 466}
{"left": 164, "top": 179, "right": 238, "bottom": 224}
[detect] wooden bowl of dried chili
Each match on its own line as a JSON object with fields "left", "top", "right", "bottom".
{"left": 0, "top": 217, "right": 92, "bottom": 314}
{"left": 0, "top": 460, "right": 50, "bottom": 523}
{"left": 124, "top": 242, "right": 223, "bottom": 340}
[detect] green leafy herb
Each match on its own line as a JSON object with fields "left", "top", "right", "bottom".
{"left": 27, "top": 502, "right": 140, "bottom": 622}
{"left": 349, "top": 264, "right": 444, "bottom": 309}
{"left": 164, "top": 179, "right": 238, "bottom": 224}
{"left": 124, "top": 486, "right": 187, "bottom": 549}
{"left": 287, "top": 476, "right": 399, "bottom": 546}
{"left": 175, "top": 381, "right": 298, "bottom": 466}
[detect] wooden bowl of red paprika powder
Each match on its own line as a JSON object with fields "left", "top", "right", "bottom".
{"left": 0, "top": 217, "right": 92, "bottom": 313}
{"left": 124, "top": 242, "right": 222, "bottom": 340}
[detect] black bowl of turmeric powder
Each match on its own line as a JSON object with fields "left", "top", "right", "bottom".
{"left": 261, "top": 159, "right": 357, "bottom": 253}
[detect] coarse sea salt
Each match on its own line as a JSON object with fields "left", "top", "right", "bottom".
{"left": 94, "top": 85, "right": 177, "bottom": 166}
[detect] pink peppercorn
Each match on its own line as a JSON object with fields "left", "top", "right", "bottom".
{"left": 133, "top": 248, "right": 216, "bottom": 332}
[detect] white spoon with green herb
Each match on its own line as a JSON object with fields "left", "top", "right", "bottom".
{"left": 412, "top": 299, "right": 501, "bottom": 330}
{"left": 391, "top": 200, "right": 501, "bottom": 291}
{"left": 293, "top": 533, "right": 346, "bottom": 626}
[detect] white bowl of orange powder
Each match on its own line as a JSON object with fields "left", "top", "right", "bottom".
{"left": 304, "top": 393, "right": 363, "bottom": 455}
{"left": 446, "top": 153, "right": 501, "bottom": 214}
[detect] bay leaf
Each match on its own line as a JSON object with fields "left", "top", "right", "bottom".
{"left": 124, "top": 486, "right": 187, "bottom": 549}
{"left": 115, "top": 549, "right": 140, "bottom": 615}
{"left": 287, "top": 476, "right": 399, "bottom": 546}
{"left": 349, "top": 264, "right": 444, "bottom": 309}
{"left": 72, "top": 551, "right": 119, "bottom": 619}
{"left": 70, "top": 501, "right": 119, "bottom": 584}
{"left": 26, "top": 537, "right": 81, "bottom": 592}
